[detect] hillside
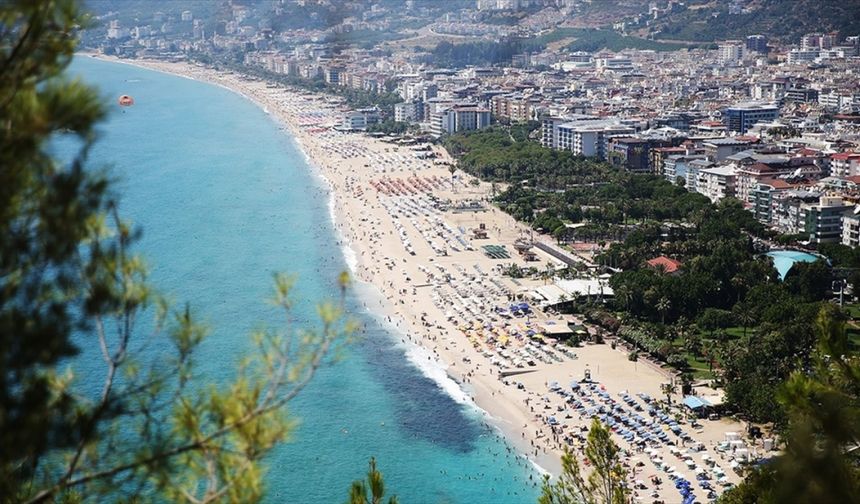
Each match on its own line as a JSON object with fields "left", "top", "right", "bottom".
{"left": 647, "top": 0, "right": 860, "bottom": 43}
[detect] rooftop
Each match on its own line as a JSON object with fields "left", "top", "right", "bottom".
{"left": 646, "top": 256, "right": 683, "bottom": 274}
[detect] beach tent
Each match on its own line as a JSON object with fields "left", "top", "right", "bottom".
{"left": 682, "top": 395, "right": 711, "bottom": 417}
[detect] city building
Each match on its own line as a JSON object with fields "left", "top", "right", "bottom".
{"left": 787, "top": 49, "right": 820, "bottom": 65}
{"left": 325, "top": 66, "right": 342, "bottom": 85}
{"left": 772, "top": 190, "right": 822, "bottom": 235}
{"left": 431, "top": 105, "right": 491, "bottom": 137}
{"left": 542, "top": 116, "right": 636, "bottom": 159}
{"left": 842, "top": 213, "right": 860, "bottom": 247}
{"left": 752, "top": 179, "right": 796, "bottom": 224}
{"left": 801, "top": 32, "right": 833, "bottom": 51}
{"left": 746, "top": 34, "right": 768, "bottom": 53}
{"left": 784, "top": 87, "right": 819, "bottom": 103}
{"left": 685, "top": 159, "right": 716, "bottom": 193}
{"left": 830, "top": 152, "right": 860, "bottom": 178}
{"left": 663, "top": 153, "right": 708, "bottom": 186}
{"left": 703, "top": 138, "right": 757, "bottom": 162}
{"left": 491, "top": 94, "right": 535, "bottom": 122}
{"left": 718, "top": 40, "right": 745, "bottom": 65}
{"left": 734, "top": 157, "right": 819, "bottom": 205}
{"left": 697, "top": 165, "right": 737, "bottom": 203}
{"left": 338, "top": 108, "right": 380, "bottom": 131}
{"left": 651, "top": 146, "right": 688, "bottom": 177}
{"left": 722, "top": 103, "right": 780, "bottom": 134}
{"left": 394, "top": 100, "right": 424, "bottom": 123}
{"left": 609, "top": 138, "right": 678, "bottom": 173}
{"left": 802, "top": 195, "right": 853, "bottom": 244}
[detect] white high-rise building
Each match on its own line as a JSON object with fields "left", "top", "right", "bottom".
{"left": 541, "top": 117, "right": 636, "bottom": 159}
{"left": 718, "top": 41, "right": 745, "bottom": 65}
{"left": 430, "top": 105, "right": 491, "bottom": 137}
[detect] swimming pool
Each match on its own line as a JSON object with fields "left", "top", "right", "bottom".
{"left": 766, "top": 250, "right": 820, "bottom": 280}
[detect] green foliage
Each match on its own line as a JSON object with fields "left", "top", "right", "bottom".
{"left": 444, "top": 127, "right": 706, "bottom": 229}
{"left": 601, "top": 196, "right": 833, "bottom": 422}
{"left": 721, "top": 305, "right": 860, "bottom": 503}
{"left": 1, "top": 0, "right": 107, "bottom": 496}
{"left": 444, "top": 127, "right": 615, "bottom": 189}
{"left": 697, "top": 308, "right": 736, "bottom": 334}
{"left": 783, "top": 260, "right": 831, "bottom": 302}
{"left": 651, "top": 0, "right": 860, "bottom": 43}
{"left": 562, "top": 28, "right": 697, "bottom": 52}
{"left": 818, "top": 242, "right": 860, "bottom": 269}
{"left": 1, "top": 2, "right": 354, "bottom": 502}
{"left": 366, "top": 119, "right": 408, "bottom": 135}
{"left": 606, "top": 199, "right": 773, "bottom": 321}
{"left": 510, "top": 120, "right": 541, "bottom": 142}
{"left": 268, "top": 1, "right": 348, "bottom": 31}
{"left": 426, "top": 39, "right": 545, "bottom": 68}
{"left": 326, "top": 29, "right": 406, "bottom": 48}
{"left": 539, "top": 419, "right": 629, "bottom": 504}
{"left": 721, "top": 298, "right": 819, "bottom": 423}
{"left": 347, "top": 458, "right": 398, "bottom": 504}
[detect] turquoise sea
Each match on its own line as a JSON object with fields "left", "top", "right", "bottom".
{"left": 63, "top": 56, "right": 540, "bottom": 503}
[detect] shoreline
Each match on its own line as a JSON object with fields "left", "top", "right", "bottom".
{"left": 80, "top": 52, "right": 749, "bottom": 501}
{"left": 82, "top": 51, "right": 560, "bottom": 473}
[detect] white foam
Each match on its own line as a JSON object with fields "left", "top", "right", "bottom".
{"left": 328, "top": 193, "right": 358, "bottom": 273}
{"left": 528, "top": 457, "right": 551, "bottom": 476}
{"left": 402, "top": 342, "right": 473, "bottom": 405}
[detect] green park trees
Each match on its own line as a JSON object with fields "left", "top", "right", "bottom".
{"left": 720, "top": 305, "right": 860, "bottom": 503}
{"left": 1, "top": 1, "right": 353, "bottom": 502}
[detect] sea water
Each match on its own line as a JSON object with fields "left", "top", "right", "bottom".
{"left": 62, "top": 56, "right": 540, "bottom": 503}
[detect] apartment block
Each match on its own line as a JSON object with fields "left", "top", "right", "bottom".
{"left": 722, "top": 103, "right": 780, "bottom": 134}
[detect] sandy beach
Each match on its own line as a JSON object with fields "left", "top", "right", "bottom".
{"left": 86, "top": 53, "right": 756, "bottom": 502}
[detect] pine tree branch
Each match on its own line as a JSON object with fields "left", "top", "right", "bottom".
{"left": 25, "top": 313, "right": 340, "bottom": 504}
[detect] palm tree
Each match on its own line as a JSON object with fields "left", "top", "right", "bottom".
{"left": 540, "top": 269, "right": 551, "bottom": 285}
{"left": 661, "top": 380, "right": 676, "bottom": 407}
{"left": 557, "top": 293, "right": 570, "bottom": 311}
{"left": 730, "top": 274, "right": 747, "bottom": 303}
{"left": 733, "top": 302, "right": 756, "bottom": 339}
{"left": 544, "top": 263, "right": 556, "bottom": 285}
{"left": 448, "top": 163, "right": 456, "bottom": 192}
{"left": 656, "top": 296, "right": 671, "bottom": 325}
{"left": 615, "top": 285, "right": 632, "bottom": 312}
